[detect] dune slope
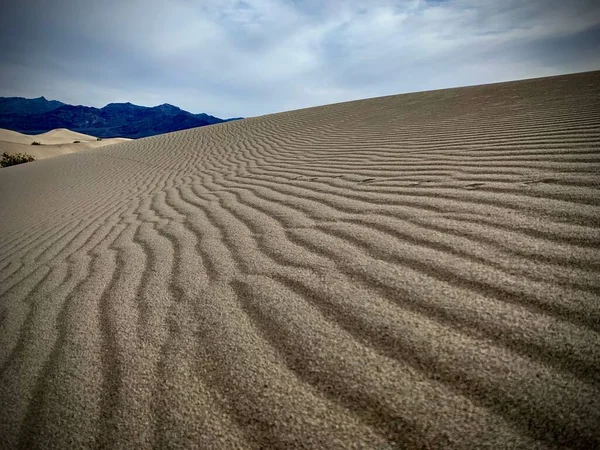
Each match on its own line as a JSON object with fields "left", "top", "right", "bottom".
{"left": 0, "top": 71, "right": 599, "bottom": 449}
{"left": 0, "top": 128, "right": 130, "bottom": 160}
{"left": 0, "top": 128, "right": 98, "bottom": 145}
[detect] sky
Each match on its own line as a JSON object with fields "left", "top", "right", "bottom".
{"left": 1, "top": 0, "right": 599, "bottom": 118}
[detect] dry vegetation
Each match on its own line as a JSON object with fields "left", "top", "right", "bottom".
{"left": 1, "top": 151, "right": 36, "bottom": 167}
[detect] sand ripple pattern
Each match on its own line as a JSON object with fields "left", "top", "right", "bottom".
{"left": 1, "top": 71, "right": 600, "bottom": 449}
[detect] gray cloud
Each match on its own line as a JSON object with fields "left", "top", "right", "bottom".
{"left": 1, "top": 0, "right": 599, "bottom": 117}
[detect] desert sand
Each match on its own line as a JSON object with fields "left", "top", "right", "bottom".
{"left": 0, "top": 128, "right": 130, "bottom": 160}
{"left": 0, "top": 71, "right": 599, "bottom": 449}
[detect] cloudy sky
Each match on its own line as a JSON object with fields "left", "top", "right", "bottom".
{"left": 1, "top": 0, "right": 599, "bottom": 118}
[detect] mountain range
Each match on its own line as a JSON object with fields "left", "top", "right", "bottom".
{"left": 0, "top": 96, "right": 242, "bottom": 139}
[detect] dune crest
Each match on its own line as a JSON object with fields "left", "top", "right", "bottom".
{"left": 0, "top": 128, "right": 130, "bottom": 161}
{"left": 0, "top": 71, "right": 599, "bottom": 449}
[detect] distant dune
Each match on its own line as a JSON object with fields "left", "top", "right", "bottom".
{"left": 0, "top": 128, "right": 130, "bottom": 160}
{"left": 0, "top": 71, "right": 599, "bottom": 449}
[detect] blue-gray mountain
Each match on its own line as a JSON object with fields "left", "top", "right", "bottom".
{"left": 0, "top": 96, "right": 242, "bottom": 138}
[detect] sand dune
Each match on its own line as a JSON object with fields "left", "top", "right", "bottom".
{"left": 0, "top": 128, "right": 130, "bottom": 160}
{"left": 0, "top": 71, "right": 599, "bottom": 449}
{"left": 0, "top": 128, "right": 99, "bottom": 145}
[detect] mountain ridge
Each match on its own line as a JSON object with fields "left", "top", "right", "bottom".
{"left": 0, "top": 96, "right": 66, "bottom": 115}
{"left": 0, "top": 96, "right": 241, "bottom": 139}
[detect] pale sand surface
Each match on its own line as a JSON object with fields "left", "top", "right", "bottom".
{"left": 0, "top": 128, "right": 99, "bottom": 144}
{"left": 0, "top": 128, "right": 130, "bottom": 160}
{"left": 0, "top": 71, "right": 599, "bottom": 449}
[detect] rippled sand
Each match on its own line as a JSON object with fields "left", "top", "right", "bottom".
{"left": 1, "top": 71, "right": 599, "bottom": 449}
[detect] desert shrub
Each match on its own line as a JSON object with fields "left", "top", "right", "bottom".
{"left": 96, "top": 137, "right": 103, "bottom": 141}
{"left": 31, "top": 141, "right": 41, "bottom": 145}
{"left": 1, "top": 152, "right": 36, "bottom": 168}
{"left": 73, "top": 140, "right": 81, "bottom": 143}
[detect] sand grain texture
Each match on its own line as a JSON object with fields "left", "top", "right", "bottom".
{"left": 1, "top": 71, "right": 600, "bottom": 449}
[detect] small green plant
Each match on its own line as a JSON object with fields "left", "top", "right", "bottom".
{"left": 96, "top": 137, "right": 103, "bottom": 141}
{"left": 1, "top": 152, "right": 36, "bottom": 168}
{"left": 73, "top": 140, "right": 81, "bottom": 143}
{"left": 31, "top": 141, "right": 41, "bottom": 145}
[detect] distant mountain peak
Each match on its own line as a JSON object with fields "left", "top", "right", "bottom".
{"left": 0, "top": 96, "right": 242, "bottom": 139}
{"left": 154, "top": 103, "right": 181, "bottom": 111}
{"left": 0, "top": 96, "right": 65, "bottom": 115}
{"left": 103, "top": 102, "right": 137, "bottom": 109}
